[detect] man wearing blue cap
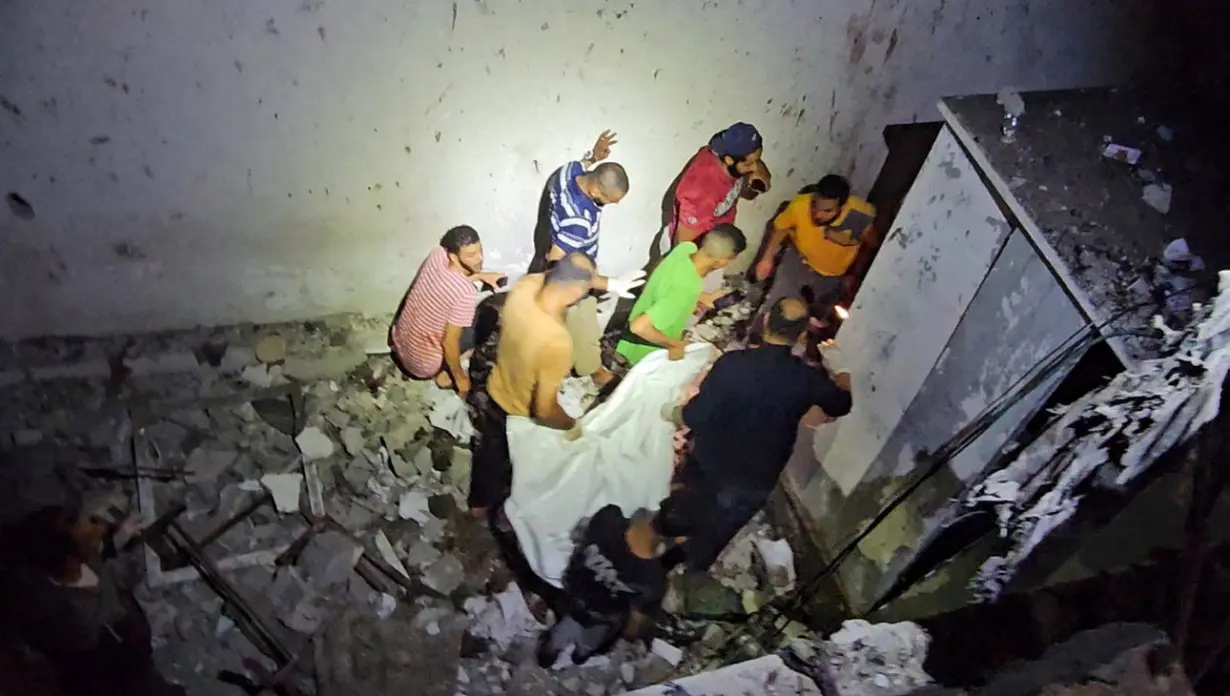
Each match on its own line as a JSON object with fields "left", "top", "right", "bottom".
{"left": 668, "top": 122, "right": 772, "bottom": 247}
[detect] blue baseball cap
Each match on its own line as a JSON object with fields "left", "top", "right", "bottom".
{"left": 709, "top": 122, "right": 762, "bottom": 159}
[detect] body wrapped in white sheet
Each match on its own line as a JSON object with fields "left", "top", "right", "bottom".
{"left": 503, "top": 343, "right": 717, "bottom": 587}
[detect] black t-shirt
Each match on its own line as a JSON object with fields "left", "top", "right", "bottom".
{"left": 563, "top": 505, "right": 667, "bottom": 619}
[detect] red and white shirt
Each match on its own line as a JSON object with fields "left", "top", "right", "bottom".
{"left": 391, "top": 247, "right": 477, "bottom": 378}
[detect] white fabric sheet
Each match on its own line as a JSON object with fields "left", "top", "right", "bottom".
{"left": 503, "top": 343, "right": 717, "bottom": 587}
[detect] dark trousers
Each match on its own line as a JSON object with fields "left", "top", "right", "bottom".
{"left": 468, "top": 395, "right": 511, "bottom": 511}
{"left": 538, "top": 604, "right": 626, "bottom": 667}
{"left": 660, "top": 459, "right": 769, "bottom": 572}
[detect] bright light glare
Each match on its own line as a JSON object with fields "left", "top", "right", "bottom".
{"left": 834, "top": 305, "right": 850, "bottom": 320}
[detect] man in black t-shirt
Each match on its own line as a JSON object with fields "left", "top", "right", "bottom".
{"left": 538, "top": 505, "right": 682, "bottom": 667}
{"left": 661, "top": 297, "right": 852, "bottom": 572}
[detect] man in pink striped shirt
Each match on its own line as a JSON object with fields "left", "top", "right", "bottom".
{"left": 390, "top": 226, "right": 505, "bottom": 398}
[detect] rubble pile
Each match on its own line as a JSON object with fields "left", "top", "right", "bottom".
{"left": 0, "top": 304, "right": 811, "bottom": 695}
{"left": 787, "top": 620, "right": 934, "bottom": 696}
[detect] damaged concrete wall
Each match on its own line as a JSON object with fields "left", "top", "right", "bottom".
{"left": 802, "top": 127, "right": 1014, "bottom": 500}
{"left": 788, "top": 128, "right": 1091, "bottom": 612}
{"left": 0, "top": 0, "right": 1148, "bottom": 338}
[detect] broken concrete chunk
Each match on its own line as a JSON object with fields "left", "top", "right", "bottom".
{"left": 1142, "top": 182, "right": 1172, "bottom": 214}
{"left": 404, "top": 541, "right": 442, "bottom": 569}
{"left": 398, "top": 490, "right": 432, "bottom": 524}
{"left": 650, "top": 638, "right": 683, "bottom": 667}
{"left": 299, "top": 531, "right": 362, "bottom": 589}
{"left": 186, "top": 447, "right": 239, "bottom": 481}
{"left": 254, "top": 335, "right": 288, "bottom": 364}
{"left": 412, "top": 445, "right": 435, "bottom": 478}
{"left": 241, "top": 364, "right": 274, "bottom": 388}
{"left": 295, "top": 426, "right": 335, "bottom": 460}
{"left": 446, "top": 447, "right": 472, "bottom": 499}
{"left": 422, "top": 554, "right": 465, "bottom": 596}
{"left": 343, "top": 455, "right": 375, "bottom": 491}
{"left": 266, "top": 567, "right": 330, "bottom": 633}
{"left": 373, "top": 529, "right": 411, "bottom": 580}
{"left": 341, "top": 427, "right": 365, "bottom": 456}
{"left": 374, "top": 592, "right": 397, "bottom": 620}
{"left": 282, "top": 348, "right": 367, "bottom": 382}
{"left": 251, "top": 395, "right": 301, "bottom": 436}
{"left": 260, "top": 473, "right": 303, "bottom": 513}
{"left": 753, "top": 538, "right": 796, "bottom": 594}
{"left": 219, "top": 345, "right": 257, "bottom": 373}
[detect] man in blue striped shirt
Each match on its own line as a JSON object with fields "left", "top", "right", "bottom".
{"left": 543, "top": 130, "right": 641, "bottom": 387}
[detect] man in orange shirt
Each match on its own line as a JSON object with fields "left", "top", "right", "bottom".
{"left": 752, "top": 174, "right": 876, "bottom": 358}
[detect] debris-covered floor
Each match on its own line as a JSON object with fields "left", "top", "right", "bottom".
{"left": 0, "top": 295, "right": 850, "bottom": 695}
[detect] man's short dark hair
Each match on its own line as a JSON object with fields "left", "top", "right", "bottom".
{"left": 813, "top": 175, "right": 851, "bottom": 207}
{"left": 592, "top": 162, "right": 629, "bottom": 197}
{"left": 12, "top": 505, "right": 81, "bottom": 576}
{"left": 545, "top": 252, "right": 594, "bottom": 286}
{"left": 766, "top": 298, "right": 809, "bottom": 342}
{"left": 700, "top": 224, "right": 748, "bottom": 259}
{"left": 440, "top": 225, "right": 481, "bottom": 254}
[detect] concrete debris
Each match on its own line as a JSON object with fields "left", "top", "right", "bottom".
{"left": 254, "top": 334, "right": 288, "bottom": 364}
{"left": 299, "top": 530, "right": 363, "bottom": 589}
{"left": 1102, "top": 143, "right": 1142, "bottom": 165}
{"left": 261, "top": 472, "right": 303, "bottom": 513}
{"left": 425, "top": 382, "right": 475, "bottom": 440}
{"left": 788, "top": 620, "right": 932, "bottom": 695}
{"left": 374, "top": 592, "right": 397, "bottom": 620}
{"left": 405, "top": 539, "right": 443, "bottom": 568}
{"left": 628, "top": 655, "right": 821, "bottom": 695}
{"left": 398, "top": 489, "right": 432, "bottom": 523}
{"left": 369, "top": 529, "right": 410, "bottom": 580}
{"left": 650, "top": 639, "right": 683, "bottom": 667}
{"left": 241, "top": 364, "right": 275, "bottom": 387}
{"left": 422, "top": 553, "right": 466, "bottom": 596}
{"left": 464, "top": 583, "right": 543, "bottom": 653}
{"left": 186, "top": 446, "right": 238, "bottom": 481}
{"left": 341, "top": 427, "right": 365, "bottom": 456}
{"left": 282, "top": 347, "right": 367, "bottom": 381}
{"left": 295, "top": 426, "right": 336, "bottom": 460}
{"left": 1142, "top": 182, "right": 1172, "bottom": 214}
{"left": 753, "top": 538, "right": 795, "bottom": 595}
{"left": 267, "top": 567, "right": 331, "bottom": 633}
{"left": 962, "top": 269, "right": 1230, "bottom": 600}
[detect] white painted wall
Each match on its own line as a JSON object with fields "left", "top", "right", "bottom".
{"left": 0, "top": 0, "right": 1149, "bottom": 339}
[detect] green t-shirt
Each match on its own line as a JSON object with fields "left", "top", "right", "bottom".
{"left": 616, "top": 242, "right": 703, "bottom": 366}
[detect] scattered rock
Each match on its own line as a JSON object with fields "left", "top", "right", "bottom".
{"left": 341, "top": 427, "right": 365, "bottom": 456}
{"left": 428, "top": 493, "right": 459, "bottom": 520}
{"left": 753, "top": 538, "right": 796, "bottom": 594}
{"left": 398, "top": 490, "right": 432, "bottom": 523}
{"left": 620, "top": 663, "right": 636, "bottom": 684}
{"left": 296, "top": 426, "right": 336, "bottom": 460}
{"left": 254, "top": 335, "right": 288, "bottom": 364}
{"left": 405, "top": 540, "right": 442, "bottom": 569}
{"left": 422, "top": 554, "right": 466, "bottom": 596}
{"left": 282, "top": 347, "right": 367, "bottom": 381}
{"left": 266, "top": 567, "right": 330, "bottom": 633}
{"left": 251, "top": 395, "right": 302, "bottom": 436}
{"left": 650, "top": 639, "right": 682, "bottom": 667}
{"left": 299, "top": 531, "right": 363, "bottom": 589}
{"left": 373, "top": 529, "right": 411, "bottom": 580}
{"left": 260, "top": 473, "right": 303, "bottom": 513}
{"left": 220, "top": 345, "right": 257, "bottom": 372}
{"left": 186, "top": 447, "right": 238, "bottom": 481}
{"left": 241, "top": 364, "right": 274, "bottom": 388}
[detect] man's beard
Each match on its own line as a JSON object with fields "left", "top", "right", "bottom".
{"left": 459, "top": 260, "right": 481, "bottom": 276}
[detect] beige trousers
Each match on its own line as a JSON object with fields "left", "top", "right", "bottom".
{"left": 564, "top": 296, "right": 602, "bottom": 377}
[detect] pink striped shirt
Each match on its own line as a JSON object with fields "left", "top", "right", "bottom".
{"left": 391, "top": 247, "right": 477, "bottom": 378}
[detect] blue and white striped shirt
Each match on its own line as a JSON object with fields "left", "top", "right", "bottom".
{"left": 548, "top": 161, "right": 602, "bottom": 259}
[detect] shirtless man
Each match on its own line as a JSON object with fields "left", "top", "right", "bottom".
{"left": 469, "top": 253, "right": 596, "bottom": 515}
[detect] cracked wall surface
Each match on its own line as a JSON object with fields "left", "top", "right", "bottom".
{"left": 0, "top": 0, "right": 1148, "bottom": 338}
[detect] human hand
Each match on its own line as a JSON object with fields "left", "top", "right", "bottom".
{"left": 603, "top": 269, "right": 646, "bottom": 300}
{"left": 667, "top": 343, "right": 688, "bottom": 361}
{"left": 754, "top": 257, "right": 776, "bottom": 282}
{"left": 697, "top": 289, "right": 730, "bottom": 311}
{"left": 591, "top": 130, "right": 617, "bottom": 162}
{"left": 832, "top": 371, "right": 852, "bottom": 391}
{"left": 748, "top": 159, "right": 771, "bottom": 192}
{"left": 455, "top": 373, "right": 472, "bottom": 400}
{"left": 660, "top": 403, "right": 683, "bottom": 426}
{"left": 563, "top": 422, "right": 583, "bottom": 442}
{"left": 475, "top": 272, "right": 507, "bottom": 289}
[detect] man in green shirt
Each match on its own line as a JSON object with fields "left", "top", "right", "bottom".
{"left": 617, "top": 224, "right": 747, "bottom": 366}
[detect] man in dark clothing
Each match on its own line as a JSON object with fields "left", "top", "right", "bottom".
{"left": 662, "top": 297, "right": 852, "bottom": 571}
{"left": 1, "top": 504, "right": 184, "bottom": 696}
{"left": 537, "top": 505, "right": 680, "bottom": 666}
